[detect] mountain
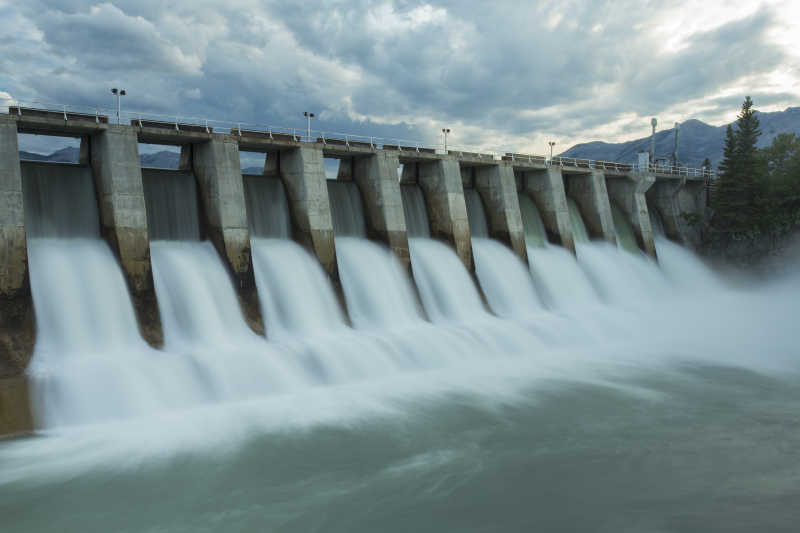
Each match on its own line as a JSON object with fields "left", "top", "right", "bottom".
{"left": 561, "top": 107, "right": 800, "bottom": 168}
{"left": 19, "top": 147, "right": 181, "bottom": 169}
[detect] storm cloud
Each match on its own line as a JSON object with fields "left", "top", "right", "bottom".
{"left": 1, "top": 0, "right": 798, "bottom": 155}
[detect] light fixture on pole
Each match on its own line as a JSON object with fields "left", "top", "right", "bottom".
{"left": 442, "top": 128, "right": 451, "bottom": 152}
{"left": 304, "top": 111, "right": 315, "bottom": 142}
{"left": 111, "top": 88, "right": 126, "bottom": 124}
{"left": 548, "top": 141, "right": 556, "bottom": 160}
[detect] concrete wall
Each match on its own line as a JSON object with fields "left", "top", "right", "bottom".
{"left": 677, "top": 180, "right": 706, "bottom": 249}
{"left": 474, "top": 163, "right": 528, "bottom": 263}
{"left": 646, "top": 178, "right": 685, "bottom": 243}
{"left": 192, "top": 137, "right": 263, "bottom": 334}
{"left": 605, "top": 173, "right": 657, "bottom": 258}
{"left": 1, "top": 117, "right": 35, "bottom": 378}
{"left": 0, "top": 377, "right": 33, "bottom": 437}
{"left": 90, "top": 126, "right": 162, "bottom": 346}
{"left": 414, "top": 158, "right": 473, "bottom": 271}
{"left": 565, "top": 170, "right": 616, "bottom": 244}
{"left": 352, "top": 152, "right": 410, "bottom": 270}
{"left": 279, "top": 146, "right": 338, "bottom": 279}
{"left": 522, "top": 167, "right": 575, "bottom": 253}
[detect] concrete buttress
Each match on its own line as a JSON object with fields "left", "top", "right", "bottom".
{"left": 565, "top": 170, "right": 617, "bottom": 244}
{"left": 90, "top": 125, "right": 162, "bottom": 346}
{"left": 605, "top": 173, "right": 657, "bottom": 258}
{"left": 192, "top": 136, "right": 263, "bottom": 334}
{"left": 522, "top": 167, "right": 575, "bottom": 254}
{"left": 415, "top": 158, "right": 473, "bottom": 272}
{"left": 473, "top": 163, "right": 528, "bottom": 263}
{"left": 353, "top": 152, "right": 410, "bottom": 270}
{"left": 279, "top": 146, "right": 338, "bottom": 279}
{"left": 0, "top": 116, "right": 34, "bottom": 382}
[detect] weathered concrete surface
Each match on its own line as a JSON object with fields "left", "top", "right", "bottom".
{"left": 474, "top": 163, "right": 528, "bottom": 263}
{"left": 1, "top": 116, "right": 35, "bottom": 378}
{"left": 90, "top": 126, "right": 163, "bottom": 347}
{"left": 415, "top": 158, "right": 473, "bottom": 271}
{"left": 677, "top": 180, "right": 706, "bottom": 249}
{"left": 522, "top": 167, "right": 575, "bottom": 254}
{"left": 0, "top": 377, "right": 33, "bottom": 437}
{"left": 192, "top": 137, "right": 263, "bottom": 335}
{"left": 353, "top": 152, "right": 410, "bottom": 270}
{"left": 606, "top": 173, "right": 657, "bottom": 258}
{"left": 646, "top": 178, "right": 685, "bottom": 243}
{"left": 0, "top": 116, "right": 27, "bottom": 297}
{"left": 565, "top": 170, "right": 616, "bottom": 244}
{"left": 279, "top": 146, "right": 338, "bottom": 279}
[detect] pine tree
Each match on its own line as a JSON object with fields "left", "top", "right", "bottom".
{"left": 712, "top": 97, "right": 765, "bottom": 233}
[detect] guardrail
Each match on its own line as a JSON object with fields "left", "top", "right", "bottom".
{"left": 2, "top": 98, "right": 714, "bottom": 178}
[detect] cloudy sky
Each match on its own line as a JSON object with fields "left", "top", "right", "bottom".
{"left": 1, "top": 0, "right": 799, "bottom": 157}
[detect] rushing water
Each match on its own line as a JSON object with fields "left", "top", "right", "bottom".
{"left": 4, "top": 164, "right": 800, "bottom": 531}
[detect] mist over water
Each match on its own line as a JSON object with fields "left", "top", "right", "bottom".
{"left": 5, "top": 163, "right": 800, "bottom": 531}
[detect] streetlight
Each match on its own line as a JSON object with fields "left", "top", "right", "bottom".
{"left": 304, "top": 111, "right": 315, "bottom": 142}
{"left": 548, "top": 141, "right": 556, "bottom": 160}
{"left": 442, "top": 128, "right": 451, "bottom": 152}
{"left": 111, "top": 88, "right": 126, "bottom": 124}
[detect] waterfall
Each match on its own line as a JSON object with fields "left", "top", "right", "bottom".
{"left": 611, "top": 202, "right": 640, "bottom": 254}
{"left": 20, "top": 162, "right": 182, "bottom": 427}
{"left": 517, "top": 197, "right": 598, "bottom": 310}
{"left": 327, "top": 180, "right": 367, "bottom": 237}
{"left": 408, "top": 238, "right": 486, "bottom": 322}
{"left": 567, "top": 197, "right": 590, "bottom": 243}
{"left": 464, "top": 188, "right": 489, "bottom": 238}
{"left": 400, "top": 184, "right": 430, "bottom": 238}
{"left": 518, "top": 194, "right": 547, "bottom": 247}
{"left": 649, "top": 206, "right": 666, "bottom": 237}
{"left": 243, "top": 175, "right": 292, "bottom": 239}
{"left": 141, "top": 169, "right": 201, "bottom": 241}
{"left": 471, "top": 238, "right": 542, "bottom": 317}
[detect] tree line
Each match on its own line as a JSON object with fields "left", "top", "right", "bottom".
{"left": 711, "top": 97, "right": 800, "bottom": 237}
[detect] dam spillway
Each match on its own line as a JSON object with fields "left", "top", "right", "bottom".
{"left": 1, "top": 110, "right": 800, "bottom": 532}
{"left": 1, "top": 108, "right": 709, "bottom": 433}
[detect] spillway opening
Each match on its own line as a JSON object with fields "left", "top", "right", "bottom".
{"left": 138, "top": 143, "right": 181, "bottom": 170}
{"left": 610, "top": 201, "right": 641, "bottom": 254}
{"left": 239, "top": 151, "right": 267, "bottom": 175}
{"left": 17, "top": 133, "right": 82, "bottom": 163}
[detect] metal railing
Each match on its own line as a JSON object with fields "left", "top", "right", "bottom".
{"left": 2, "top": 97, "right": 714, "bottom": 178}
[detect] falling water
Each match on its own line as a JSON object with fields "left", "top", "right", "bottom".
{"left": 567, "top": 197, "right": 590, "bottom": 243}
{"left": 610, "top": 202, "right": 641, "bottom": 254}
{"left": 243, "top": 175, "right": 292, "bottom": 239}
{"left": 327, "top": 180, "right": 367, "bottom": 237}
{"left": 518, "top": 193, "right": 547, "bottom": 247}
{"left": 463, "top": 188, "right": 489, "bottom": 238}
{"left": 400, "top": 184, "right": 430, "bottom": 238}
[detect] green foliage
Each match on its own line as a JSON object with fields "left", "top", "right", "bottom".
{"left": 680, "top": 211, "right": 702, "bottom": 227}
{"left": 711, "top": 97, "right": 800, "bottom": 238}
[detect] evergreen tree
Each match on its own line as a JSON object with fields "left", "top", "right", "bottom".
{"left": 712, "top": 97, "right": 765, "bottom": 233}
{"left": 701, "top": 157, "right": 711, "bottom": 170}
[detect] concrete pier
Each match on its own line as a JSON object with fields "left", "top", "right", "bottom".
{"left": 564, "top": 170, "right": 617, "bottom": 244}
{"left": 0, "top": 116, "right": 34, "bottom": 377}
{"left": 405, "top": 158, "right": 473, "bottom": 271}
{"left": 90, "top": 127, "right": 162, "bottom": 346}
{"left": 352, "top": 152, "right": 410, "bottom": 270}
{"left": 0, "top": 377, "right": 33, "bottom": 437}
{"left": 473, "top": 163, "right": 528, "bottom": 263}
{"left": 677, "top": 180, "right": 706, "bottom": 249}
{"left": 606, "top": 173, "right": 657, "bottom": 258}
{"left": 279, "top": 146, "right": 338, "bottom": 279}
{"left": 646, "top": 178, "right": 686, "bottom": 243}
{"left": 521, "top": 167, "right": 575, "bottom": 253}
{"left": 192, "top": 137, "right": 262, "bottom": 334}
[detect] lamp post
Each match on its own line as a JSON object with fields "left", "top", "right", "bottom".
{"left": 548, "top": 141, "right": 556, "bottom": 161}
{"left": 442, "top": 128, "right": 451, "bottom": 152}
{"left": 304, "top": 111, "right": 315, "bottom": 142}
{"left": 111, "top": 88, "right": 126, "bottom": 124}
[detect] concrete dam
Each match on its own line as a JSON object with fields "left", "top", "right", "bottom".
{"left": 0, "top": 108, "right": 709, "bottom": 435}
